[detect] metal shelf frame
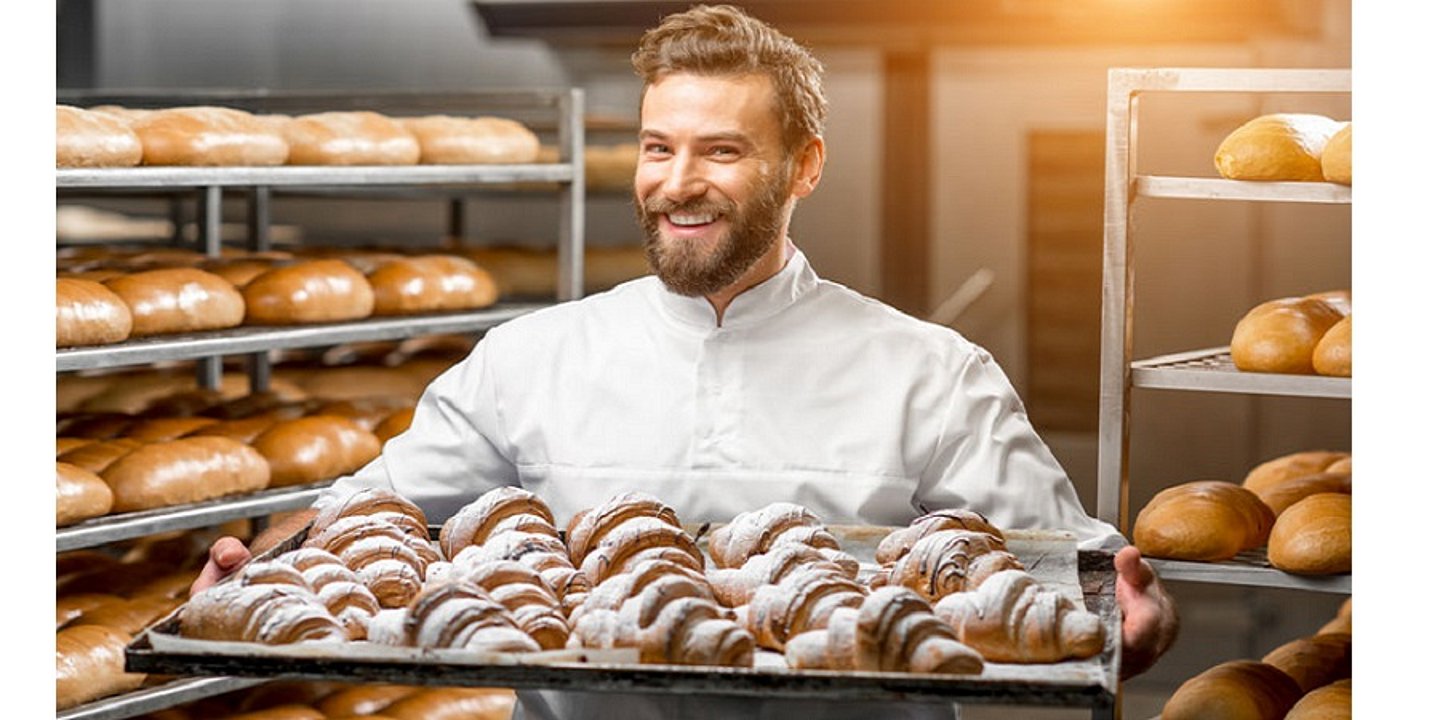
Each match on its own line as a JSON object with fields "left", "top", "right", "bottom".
{"left": 1149, "top": 550, "right": 1351, "bottom": 594}
{"left": 56, "top": 483, "right": 330, "bottom": 552}
{"left": 1096, "top": 67, "right": 1351, "bottom": 592}
{"left": 58, "top": 678, "right": 266, "bottom": 720}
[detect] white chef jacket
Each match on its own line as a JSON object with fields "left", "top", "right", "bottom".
{"left": 318, "top": 247, "right": 1123, "bottom": 719}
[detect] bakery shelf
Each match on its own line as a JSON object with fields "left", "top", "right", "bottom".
{"left": 57, "top": 482, "right": 329, "bottom": 552}
{"left": 1147, "top": 549, "right": 1351, "bottom": 594}
{"left": 56, "top": 303, "right": 549, "bottom": 372}
{"left": 1135, "top": 176, "right": 1351, "bottom": 204}
{"left": 1130, "top": 347, "right": 1351, "bottom": 399}
{"left": 58, "top": 678, "right": 266, "bottom": 720}
{"left": 55, "top": 164, "right": 575, "bottom": 190}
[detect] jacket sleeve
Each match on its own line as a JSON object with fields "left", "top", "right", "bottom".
{"left": 913, "top": 346, "right": 1125, "bottom": 551}
{"left": 315, "top": 335, "right": 520, "bottom": 524}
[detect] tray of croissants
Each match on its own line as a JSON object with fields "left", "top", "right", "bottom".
{"left": 127, "top": 487, "right": 1120, "bottom": 704}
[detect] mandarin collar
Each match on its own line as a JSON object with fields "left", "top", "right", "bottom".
{"left": 652, "top": 246, "right": 818, "bottom": 330}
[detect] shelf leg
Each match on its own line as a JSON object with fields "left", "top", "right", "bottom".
{"left": 248, "top": 186, "right": 271, "bottom": 252}
{"left": 557, "top": 87, "right": 585, "bottom": 301}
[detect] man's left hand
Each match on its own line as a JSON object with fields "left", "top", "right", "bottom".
{"left": 1113, "top": 545, "right": 1179, "bottom": 680}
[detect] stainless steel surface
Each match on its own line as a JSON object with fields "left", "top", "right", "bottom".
{"left": 56, "top": 303, "right": 549, "bottom": 372}
{"left": 1149, "top": 551, "right": 1351, "bottom": 594}
{"left": 57, "top": 484, "right": 330, "bottom": 552}
{"left": 1136, "top": 176, "right": 1352, "bottom": 204}
{"left": 57, "top": 678, "right": 267, "bottom": 720}
{"left": 558, "top": 87, "right": 586, "bottom": 300}
{"left": 56, "top": 88, "right": 572, "bottom": 116}
{"left": 1131, "top": 347, "right": 1351, "bottom": 399}
{"left": 56, "top": 164, "right": 576, "bottom": 189}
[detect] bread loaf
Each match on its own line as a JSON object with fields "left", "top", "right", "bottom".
{"left": 55, "top": 624, "right": 147, "bottom": 710}
{"left": 314, "top": 684, "right": 420, "bottom": 717}
{"left": 1312, "top": 315, "right": 1351, "bottom": 377}
{"left": 1262, "top": 632, "right": 1351, "bottom": 694}
{"left": 250, "top": 415, "right": 381, "bottom": 487}
{"left": 131, "top": 106, "right": 289, "bottom": 166}
{"left": 1267, "top": 493, "right": 1351, "bottom": 575}
{"left": 1162, "top": 659, "right": 1303, "bottom": 720}
{"left": 1133, "top": 480, "right": 1275, "bottom": 561}
{"left": 1243, "top": 451, "right": 1351, "bottom": 497}
{"left": 101, "top": 436, "right": 271, "bottom": 512}
{"left": 367, "top": 255, "right": 500, "bottom": 315}
{"left": 283, "top": 365, "right": 428, "bottom": 402}
{"left": 56, "top": 105, "right": 143, "bottom": 168}
{"left": 1285, "top": 679, "right": 1351, "bottom": 719}
{"left": 1231, "top": 297, "right": 1345, "bottom": 374}
{"left": 280, "top": 111, "right": 421, "bottom": 165}
{"left": 401, "top": 115, "right": 541, "bottom": 164}
{"left": 1317, "top": 597, "right": 1351, "bottom": 636}
{"left": 70, "top": 594, "right": 182, "bottom": 635}
{"left": 374, "top": 407, "right": 414, "bottom": 443}
{"left": 56, "top": 461, "right": 114, "bottom": 526}
{"left": 1304, "top": 289, "right": 1351, "bottom": 317}
{"left": 123, "top": 416, "right": 221, "bottom": 442}
{"left": 104, "top": 267, "right": 247, "bottom": 336}
{"left": 379, "top": 687, "right": 516, "bottom": 720}
{"left": 57, "top": 437, "right": 143, "bottom": 474}
{"left": 1320, "top": 123, "right": 1351, "bottom": 185}
{"left": 242, "top": 259, "right": 376, "bottom": 324}
{"left": 1254, "top": 471, "right": 1350, "bottom": 517}
{"left": 1214, "top": 114, "right": 1344, "bottom": 182}
{"left": 56, "top": 278, "right": 134, "bottom": 346}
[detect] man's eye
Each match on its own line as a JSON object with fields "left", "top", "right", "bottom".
{"left": 709, "top": 147, "right": 740, "bottom": 157}
{"left": 644, "top": 144, "right": 671, "bottom": 155}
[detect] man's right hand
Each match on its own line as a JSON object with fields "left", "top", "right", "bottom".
{"left": 189, "top": 536, "right": 252, "bottom": 597}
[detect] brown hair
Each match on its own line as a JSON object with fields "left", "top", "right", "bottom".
{"left": 632, "top": 4, "right": 828, "bottom": 155}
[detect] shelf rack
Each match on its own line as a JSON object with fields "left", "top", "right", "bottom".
{"left": 1096, "top": 67, "right": 1351, "bottom": 592}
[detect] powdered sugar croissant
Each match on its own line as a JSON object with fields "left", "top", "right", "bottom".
{"left": 271, "top": 547, "right": 381, "bottom": 640}
{"left": 876, "top": 529, "right": 1024, "bottom": 602}
{"left": 708, "top": 502, "right": 855, "bottom": 572}
{"left": 932, "top": 569, "right": 1104, "bottom": 663}
{"left": 439, "top": 486, "right": 559, "bottom": 560}
{"left": 396, "top": 579, "right": 541, "bottom": 653}
{"left": 736, "top": 565, "right": 866, "bottom": 651}
{"left": 448, "top": 558, "right": 570, "bottom": 650}
{"left": 181, "top": 582, "right": 348, "bottom": 645}
{"left": 568, "top": 569, "right": 753, "bottom": 667}
{"left": 452, "top": 529, "right": 590, "bottom": 615}
{"left": 311, "top": 487, "right": 430, "bottom": 541}
{"left": 565, "top": 491, "right": 682, "bottom": 566}
{"left": 785, "top": 586, "right": 983, "bottom": 675}
{"left": 707, "top": 543, "right": 845, "bottom": 607}
{"left": 304, "top": 515, "right": 430, "bottom": 609}
{"left": 873, "top": 509, "right": 1003, "bottom": 565}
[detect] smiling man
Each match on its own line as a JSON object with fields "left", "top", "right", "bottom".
{"left": 193, "top": 5, "right": 1176, "bottom": 718}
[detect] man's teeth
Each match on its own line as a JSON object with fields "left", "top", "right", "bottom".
{"left": 668, "top": 212, "right": 717, "bottom": 227}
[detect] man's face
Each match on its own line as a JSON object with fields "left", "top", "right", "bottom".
{"left": 634, "top": 72, "right": 794, "bottom": 297}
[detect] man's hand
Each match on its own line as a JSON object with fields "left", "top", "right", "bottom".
{"left": 188, "top": 536, "right": 251, "bottom": 597}
{"left": 1114, "top": 545, "right": 1179, "bottom": 680}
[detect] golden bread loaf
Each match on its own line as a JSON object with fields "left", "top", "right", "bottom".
{"left": 1243, "top": 450, "right": 1351, "bottom": 497}
{"left": 1231, "top": 297, "right": 1345, "bottom": 374}
{"left": 367, "top": 255, "right": 500, "bottom": 315}
{"left": 280, "top": 110, "right": 421, "bottom": 165}
{"left": 1312, "top": 315, "right": 1351, "bottom": 377}
{"left": 379, "top": 687, "right": 517, "bottom": 720}
{"left": 1285, "top": 679, "right": 1351, "bottom": 719}
{"left": 101, "top": 436, "right": 271, "bottom": 512}
{"left": 1254, "top": 471, "right": 1350, "bottom": 517}
{"left": 373, "top": 407, "right": 415, "bottom": 444}
{"left": 1320, "top": 123, "right": 1352, "bottom": 185}
{"left": 1163, "top": 659, "right": 1303, "bottom": 720}
{"left": 1303, "top": 289, "right": 1351, "bottom": 318}
{"left": 1262, "top": 632, "right": 1351, "bottom": 694}
{"left": 1214, "top": 113, "right": 1344, "bottom": 181}
{"left": 400, "top": 115, "right": 540, "bottom": 164}
{"left": 1268, "top": 493, "right": 1351, "bottom": 575}
{"left": 130, "top": 106, "right": 290, "bottom": 166}
{"left": 56, "top": 105, "right": 144, "bottom": 168}
{"left": 103, "top": 267, "right": 247, "bottom": 336}
{"left": 251, "top": 415, "right": 381, "bottom": 487}
{"left": 1133, "top": 480, "right": 1275, "bottom": 561}
{"left": 56, "top": 461, "right": 114, "bottom": 526}
{"left": 56, "top": 278, "right": 134, "bottom": 347}
{"left": 55, "top": 624, "right": 147, "bottom": 710}
{"left": 242, "top": 259, "right": 376, "bottom": 324}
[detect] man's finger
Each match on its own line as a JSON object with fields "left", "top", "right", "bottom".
{"left": 211, "top": 536, "right": 250, "bottom": 571}
{"left": 1114, "top": 545, "right": 1155, "bottom": 590}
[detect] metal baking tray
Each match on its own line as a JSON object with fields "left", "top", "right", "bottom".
{"left": 127, "top": 525, "right": 1120, "bottom": 714}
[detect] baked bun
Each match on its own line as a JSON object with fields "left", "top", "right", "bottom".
{"left": 1268, "top": 493, "right": 1351, "bottom": 575}
{"left": 55, "top": 624, "right": 147, "bottom": 710}
{"left": 1162, "top": 659, "right": 1303, "bottom": 720}
{"left": 131, "top": 106, "right": 289, "bottom": 166}
{"left": 1320, "top": 123, "right": 1351, "bottom": 185}
{"left": 1262, "top": 633, "right": 1351, "bottom": 694}
{"left": 400, "top": 115, "right": 541, "bottom": 164}
{"left": 1285, "top": 679, "right": 1351, "bottom": 719}
{"left": 281, "top": 111, "right": 422, "bottom": 166}
{"left": 242, "top": 259, "right": 376, "bottom": 324}
{"left": 1311, "top": 315, "right": 1351, "bottom": 377}
{"left": 1214, "top": 113, "right": 1344, "bottom": 182}
{"left": 1304, "top": 289, "right": 1351, "bottom": 317}
{"left": 56, "top": 105, "right": 143, "bottom": 168}
{"left": 250, "top": 415, "right": 381, "bottom": 487}
{"left": 373, "top": 407, "right": 414, "bottom": 444}
{"left": 1231, "top": 297, "right": 1345, "bottom": 374}
{"left": 1243, "top": 451, "right": 1351, "bottom": 497}
{"left": 367, "top": 255, "right": 500, "bottom": 315}
{"left": 57, "top": 461, "right": 114, "bottom": 526}
{"left": 1254, "top": 471, "right": 1350, "bottom": 517}
{"left": 103, "top": 268, "right": 247, "bottom": 336}
{"left": 56, "top": 278, "right": 134, "bottom": 347}
{"left": 1133, "top": 480, "right": 1275, "bottom": 561}
{"left": 101, "top": 436, "right": 272, "bottom": 512}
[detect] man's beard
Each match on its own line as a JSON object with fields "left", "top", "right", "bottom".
{"left": 635, "top": 172, "right": 790, "bottom": 297}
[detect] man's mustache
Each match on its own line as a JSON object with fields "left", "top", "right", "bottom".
{"left": 640, "top": 195, "right": 735, "bottom": 216}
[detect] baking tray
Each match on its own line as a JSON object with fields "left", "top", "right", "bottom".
{"left": 127, "top": 524, "right": 1120, "bottom": 713}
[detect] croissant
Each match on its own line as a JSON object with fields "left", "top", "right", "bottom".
{"left": 439, "top": 486, "right": 559, "bottom": 560}
{"left": 451, "top": 559, "right": 570, "bottom": 650}
{"left": 577, "top": 516, "right": 705, "bottom": 585}
{"left": 304, "top": 515, "right": 429, "bottom": 608}
{"left": 272, "top": 547, "right": 382, "bottom": 640}
{"left": 569, "top": 574, "right": 753, "bottom": 667}
{"left": 180, "top": 582, "right": 348, "bottom": 644}
{"left": 738, "top": 565, "right": 867, "bottom": 651}
{"left": 565, "top": 490, "right": 682, "bottom": 566}
{"left": 708, "top": 502, "right": 846, "bottom": 570}
{"left": 785, "top": 586, "right": 984, "bottom": 675}
{"left": 874, "top": 509, "right": 1004, "bottom": 565}
{"left": 878, "top": 529, "right": 1024, "bottom": 602}
{"left": 450, "top": 530, "right": 590, "bottom": 615}
{"left": 571, "top": 558, "right": 715, "bottom": 620}
{"left": 399, "top": 579, "right": 540, "bottom": 653}
{"left": 933, "top": 569, "right": 1104, "bottom": 663}
{"left": 312, "top": 487, "right": 430, "bottom": 541}
{"left": 707, "top": 543, "right": 844, "bottom": 607}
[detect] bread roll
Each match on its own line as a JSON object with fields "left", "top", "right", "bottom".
{"left": 56, "top": 278, "right": 134, "bottom": 347}
{"left": 123, "top": 416, "right": 222, "bottom": 442}
{"left": 401, "top": 115, "right": 541, "bottom": 164}
{"left": 1231, "top": 297, "right": 1345, "bottom": 374}
{"left": 56, "top": 437, "right": 94, "bottom": 456}
{"left": 55, "top": 624, "right": 147, "bottom": 710}
{"left": 1262, "top": 633, "right": 1350, "bottom": 694}
{"left": 56, "top": 105, "right": 144, "bottom": 168}
{"left": 1312, "top": 315, "right": 1351, "bottom": 377}
{"left": 1320, "top": 123, "right": 1351, "bottom": 185}
{"left": 1162, "top": 659, "right": 1303, "bottom": 720}
{"left": 1317, "top": 598, "right": 1351, "bottom": 636}
{"left": 243, "top": 259, "right": 376, "bottom": 324}
{"left": 374, "top": 407, "right": 414, "bottom": 444}
{"left": 1254, "top": 471, "right": 1350, "bottom": 516}
{"left": 281, "top": 111, "right": 422, "bottom": 165}
{"left": 101, "top": 436, "right": 271, "bottom": 513}
{"left": 251, "top": 415, "right": 381, "bottom": 487}
{"left": 1214, "top": 113, "right": 1344, "bottom": 182}
{"left": 1133, "top": 480, "right": 1275, "bottom": 561}
{"left": 57, "top": 438, "right": 143, "bottom": 474}
{"left": 1243, "top": 451, "right": 1351, "bottom": 497}
{"left": 1268, "top": 493, "right": 1351, "bottom": 575}
{"left": 380, "top": 687, "right": 517, "bottom": 720}
{"left": 1285, "top": 679, "right": 1351, "bottom": 719}
{"left": 286, "top": 365, "right": 429, "bottom": 403}
{"left": 57, "top": 461, "right": 114, "bottom": 526}
{"left": 367, "top": 255, "right": 500, "bottom": 315}
{"left": 131, "top": 106, "right": 289, "bottom": 166}
{"left": 104, "top": 268, "right": 247, "bottom": 336}
{"left": 1304, "top": 289, "right": 1351, "bottom": 317}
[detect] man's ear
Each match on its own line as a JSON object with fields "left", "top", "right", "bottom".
{"left": 790, "top": 136, "right": 826, "bottom": 199}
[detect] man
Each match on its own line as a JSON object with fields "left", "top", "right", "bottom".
{"left": 195, "top": 5, "right": 1176, "bottom": 717}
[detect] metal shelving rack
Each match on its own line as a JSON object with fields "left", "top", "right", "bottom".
{"left": 55, "top": 89, "right": 588, "bottom": 719}
{"left": 1096, "top": 67, "right": 1351, "bottom": 594}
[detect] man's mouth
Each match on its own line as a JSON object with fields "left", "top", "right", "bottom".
{"left": 666, "top": 211, "right": 719, "bottom": 227}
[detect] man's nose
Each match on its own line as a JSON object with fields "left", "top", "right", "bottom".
{"left": 660, "top": 152, "right": 706, "bottom": 201}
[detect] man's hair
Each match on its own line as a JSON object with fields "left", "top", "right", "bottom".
{"left": 632, "top": 4, "right": 828, "bottom": 155}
